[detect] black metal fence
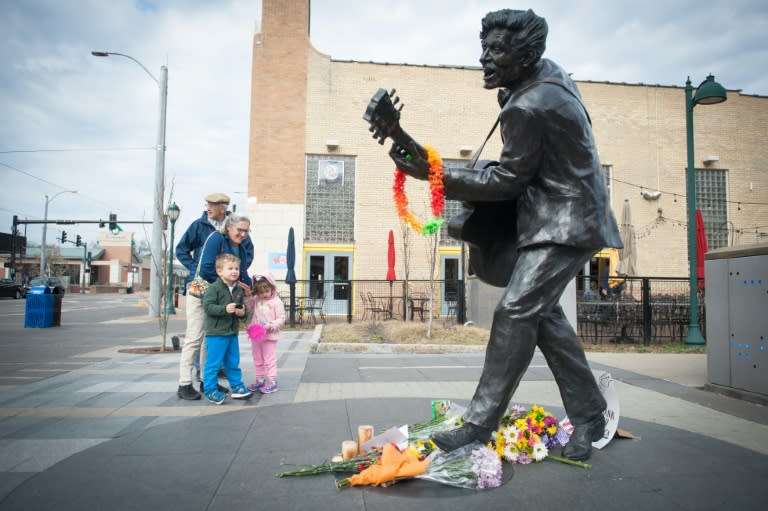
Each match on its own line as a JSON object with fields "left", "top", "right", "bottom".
{"left": 576, "top": 276, "right": 704, "bottom": 345}
{"left": 276, "top": 276, "right": 703, "bottom": 345}
{"left": 275, "top": 279, "right": 465, "bottom": 327}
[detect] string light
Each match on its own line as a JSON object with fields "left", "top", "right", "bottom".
{"left": 611, "top": 176, "right": 768, "bottom": 207}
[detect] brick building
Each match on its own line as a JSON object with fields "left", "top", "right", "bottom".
{"left": 246, "top": 0, "right": 768, "bottom": 305}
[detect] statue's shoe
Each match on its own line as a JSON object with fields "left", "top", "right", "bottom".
{"left": 431, "top": 422, "right": 494, "bottom": 452}
{"left": 562, "top": 414, "right": 606, "bottom": 461}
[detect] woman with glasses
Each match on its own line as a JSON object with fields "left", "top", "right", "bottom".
{"left": 199, "top": 213, "right": 254, "bottom": 294}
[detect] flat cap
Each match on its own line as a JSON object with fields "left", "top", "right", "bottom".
{"left": 205, "top": 192, "right": 230, "bottom": 205}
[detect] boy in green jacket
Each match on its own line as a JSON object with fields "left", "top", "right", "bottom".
{"left": 202, "top": 253, "right": 253, "bottom": 404}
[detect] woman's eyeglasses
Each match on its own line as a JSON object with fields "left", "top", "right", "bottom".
{"left": 235, "top": 227, "right": 249, "bottom": 234}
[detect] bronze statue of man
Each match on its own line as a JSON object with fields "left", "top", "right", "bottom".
{"left": 387, "top": 9, "right": 623, "bottom": 461}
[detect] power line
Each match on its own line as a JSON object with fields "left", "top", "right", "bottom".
{"left": 0, "top": 147, "right": 153, "bottom": 154}
{"left": 0, "top": 161, "right": 117, "bottom": 212}
{"left": 0, "top": 161, "right": 66, "bottom": 189}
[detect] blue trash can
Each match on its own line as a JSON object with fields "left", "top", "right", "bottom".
{"left": 24, "top": 286, "right": 56, "bottom": 328}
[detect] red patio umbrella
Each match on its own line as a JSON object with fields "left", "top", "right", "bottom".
{"left": 695, "top": 209, "right": 708, "bottom": 289}
{"left": 386, "top": 230, "right": 396, "bottom": 319}
{"left": 386, "top": 230, "right": 396, "bottom": 281}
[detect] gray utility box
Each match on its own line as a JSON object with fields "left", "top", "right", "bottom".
{"left": 705, "top": 242, "right": 768, "bottom": 397}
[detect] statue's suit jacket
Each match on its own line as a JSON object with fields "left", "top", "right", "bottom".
{"left": 443, "top": 58, "right": 622, "bottom": 254}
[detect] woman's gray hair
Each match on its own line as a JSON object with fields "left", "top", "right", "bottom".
{"left": 220, "top": 212, "right": 251, "bottom": 235}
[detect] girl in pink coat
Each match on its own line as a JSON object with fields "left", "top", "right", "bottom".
{"left": 245, "top": 271, "right": 285, "bottom": 393}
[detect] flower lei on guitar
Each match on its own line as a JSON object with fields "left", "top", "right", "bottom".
{"left": 393, "top": 144, "right": 445, "bottom": 235}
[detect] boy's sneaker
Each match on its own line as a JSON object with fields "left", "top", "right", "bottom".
{"left": 205, "top": 389, "right": 227, "bottom": 405}
{"left": 260, "top": 381, "right": 278, "bottom": 394}
{"left": 200, "top": 382, "right": 230, "bottom": 394}
{"left": 177, "top": 384, "right": 201, "bottom": 400}
{"left": 231, "top": 384, "right": 253, "bottom": 400}
{"left": 247, "top": 378, "right": 266, "bottom": 392}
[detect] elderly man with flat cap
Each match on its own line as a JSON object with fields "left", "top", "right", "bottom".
{"left": 175, "top": 193, "right": 253, "bottom": 400}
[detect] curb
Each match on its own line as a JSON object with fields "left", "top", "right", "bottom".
{"left": 312, "top": 342, "right": 488, "bottom": 354}
{"left": 309, "top": 324, "right": 323, "bottom": 344}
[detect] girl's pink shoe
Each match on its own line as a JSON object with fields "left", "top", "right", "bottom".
{"left": 260, "top": 381, "right": 278, "bottom": 394}
{"left": 247, "top": 378, "right": 265, "bottom": 392}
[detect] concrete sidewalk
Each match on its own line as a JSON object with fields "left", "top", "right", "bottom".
{"left": 1, "top": 324, "right": 767, "bottom": 510}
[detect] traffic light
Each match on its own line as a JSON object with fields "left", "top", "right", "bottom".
{"left": 109, "top": 213, "right": 117, "bottom": 232}
{"left": 61, "top": 231, "right": 67, "bottom": 243}
{"left": 76, "top": 235, "right": 82, "bottom": 247}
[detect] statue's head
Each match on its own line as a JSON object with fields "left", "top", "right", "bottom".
{"left": 479, "top": 9, "right": 548, "bottom": 90}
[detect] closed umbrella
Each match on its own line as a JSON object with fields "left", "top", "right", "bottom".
{"left": 286, "top": 227, "right": 296, "bottom": 283}
{"left": 386, "top": 230, "right": 396, "bottom": 281}
{"left": 286, "top": 227, "right": 297, "bottom": 327}
{"left": 695, "top": 209, "right": 708, "bottom": 289}
{"left": 617, "top": 199, "right": 637, "bottom": 277}
{"left": 614, "top": 200, "right": 636, "bottom": 342}
{"left": 386, "top": 230, "right": 396, "bottom": 318}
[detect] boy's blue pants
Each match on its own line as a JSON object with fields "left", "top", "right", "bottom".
{"left": 203, "top": 334, "right": 243, "bottom": 394}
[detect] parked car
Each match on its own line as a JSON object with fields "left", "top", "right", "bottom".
{"left": 0, "top": 278, "right": 26, "bottom": 299}
{"left": 24, "top": 276, "right": 66, "bottom": 295}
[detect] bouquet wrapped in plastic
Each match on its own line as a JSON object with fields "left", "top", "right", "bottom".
{"left": 408, "top": 401, "right": 466, "bottom": 443}
{"left": 417, "top": 441, "right": 503, "bottom": 489}
{"left": 336, "top": 443, "right": 429, "bottom": 488}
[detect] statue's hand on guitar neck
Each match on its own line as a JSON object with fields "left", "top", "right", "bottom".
{"left": 389, "top": 140, "right": 429, "bottom": 180}
{"left": 363, "top": 87, "right": 430, "bottom": 180}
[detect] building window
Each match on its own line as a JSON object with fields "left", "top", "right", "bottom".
{"left": 305, "top": 155, "right": 355, "bottom": 242}
{"left": 439, "top": 159, "right": 471, "bottom": 245}
{"left": 696, "top": 168, "right": 728, "bottom": 249}
{"left": 440, "top": 199, "right": 463, "bottom": 245}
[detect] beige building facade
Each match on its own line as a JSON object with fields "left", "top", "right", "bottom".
{"left": 247, "top": 0, "right": 768, "bottom": 293}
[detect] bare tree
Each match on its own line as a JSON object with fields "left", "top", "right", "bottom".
{"left": 423, "top": 232, "right": 439, "bottom": 339}
{"left": 142, "top": 181, "right": 176, "bottom": 352}
{"left": 399, "top": 219, "right": 411, "bottom": 320}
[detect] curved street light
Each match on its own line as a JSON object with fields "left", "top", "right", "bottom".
{"left": 40, "top": 190, "right": 77, "bottom": 275}
{"left": 165, "top": 202, "right": 180, "bottom": 315}
{"left": 684, "top": 74, "right": 726, "bottom": 345}
{"left": 91, "top": 50, "right": 168, "bottom": 318}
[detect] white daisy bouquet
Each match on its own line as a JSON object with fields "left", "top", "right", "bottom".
{"left": 489, "top": 404, "right": 590, "bottom": 469}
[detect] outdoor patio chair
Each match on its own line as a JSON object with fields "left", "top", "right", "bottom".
{"left": 409, "top": 292, "right": 427, "bottom": 321}
{"left": 304, "top": 296, "right": 326, "bottom": 324}
{"left": 366, "top": 292, "right": 388, "bottom": 320}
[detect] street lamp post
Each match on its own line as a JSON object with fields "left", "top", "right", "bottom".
{"left": 684, "top": 74, "right": 727, "bottom": 345}
{"left": 91, "top": 51, "right": 168, "bottom": 318}
{"left": 165, "top": 202, "right": 180, "bottom": 315}
{"left": 40, "top": 190, "right": 77, "bottom": 275}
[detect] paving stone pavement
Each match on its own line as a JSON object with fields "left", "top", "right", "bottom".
{"left": 1, "top": 315, "right": 767, "bottom": 510}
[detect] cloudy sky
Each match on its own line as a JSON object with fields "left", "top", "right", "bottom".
{"left": 2, "top": 0, "right": 766, "bottom": 253}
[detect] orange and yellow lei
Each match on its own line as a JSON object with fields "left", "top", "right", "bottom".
{"left": 392, "top": 144, "right": 445, "bottom": 235}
